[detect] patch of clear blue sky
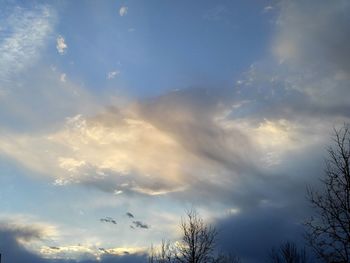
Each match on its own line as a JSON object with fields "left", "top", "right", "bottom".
{"left": 49, "top": 0, "right": 275, "bottom": 98}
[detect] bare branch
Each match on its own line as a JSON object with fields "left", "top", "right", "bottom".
{"left": 305, "top": 124, "right": 350, "bottom": 263}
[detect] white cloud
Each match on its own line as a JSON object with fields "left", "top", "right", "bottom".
{"left": 0, "top": 112, "right": 190, "bottom": 195}
{"left": 40, "top": 244, "right": 146, "bottom": 261}
{"left": 107, "top": 70, "right": 120, "bottom": 79}
{"left": 119, "top": 6, "right": 128, "bottom": 17}
{"left": 56, "top": 35, "right": 67, "bottom": 54}
{"left": 0, "top": 6, "right": 54, "bottom": 82}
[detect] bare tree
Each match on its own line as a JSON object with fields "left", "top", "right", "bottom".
{"left": 149, "top": 240, "right": 173, "bottom": 263}
{"left": 269, "top": 242, "right": 308, "bottom": 263}
{"left": 149, "top": 209, "right": 240, "bottom": 263}
{"left": 174, "top": 209, "right": 217, "bottom": 263}
{"left": 305, "top": 124, "right": 350, "bottom": 263}
{"left": 149, "top": 245, "right": 156, "bottom": 263}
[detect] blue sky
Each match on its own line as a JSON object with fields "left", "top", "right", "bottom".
{"left": 11, "top": 0, "right": 274, "bottom": 98}
{"left": 1, "top": 0, "right": 350, "bottom": 262}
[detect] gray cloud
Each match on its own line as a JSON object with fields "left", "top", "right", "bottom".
{"left": 136, "top": 87, "right": 254, "bottom": 171}
{"left": 228, "top": 0, "right": 350, "bottom": 126}
{"left": 207, "top": 1, "right": 350, "bottom": 261}
{"left": 0, "top": 222, "right": 147, "bottom": 263}
{"left": 275, "top": 0, "right": 350, "bottom": 73}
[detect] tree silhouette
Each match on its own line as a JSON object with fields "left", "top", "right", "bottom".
{"left": 305, "top": 124, "right": 350, "bottom": 263}
{"left": 269, "top": 242, "right": 308, "bottom": 263}
{"left": 174, "top": 209, "right": 217, "bottom": 263}
{"left": 214, "top": 253, "right": 241, "bottom": 263}
{"left": 149, "top": 240, "right": 173, "bottom": 263}
{"left": 149, "top": 209, "right": 239, "bottom": 263}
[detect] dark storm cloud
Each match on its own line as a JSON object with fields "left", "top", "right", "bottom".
{"left": 0, "top": 223, "right": 49, "bottom": 263}
{"left": 210, "top": 144, "right": 328, "bottom": 263}
{"left": 215, "top": 207, "right": 307, "bottom": 263}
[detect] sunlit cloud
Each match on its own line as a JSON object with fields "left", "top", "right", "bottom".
{"left": 0, "top": 89, "right": 263, "bottom": 199}
{"left": 0, "top": 110, "right": 190, "bottom": 195}
{"left": 41, "top": 244, "right": 146, "bottom": 259}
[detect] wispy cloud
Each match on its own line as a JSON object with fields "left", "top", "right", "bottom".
{"left": 203, "top": 5, "right": 229, "bottom": 21}
{"left": 262, "top": 5, "right": 274, "bottom": 13}
{"left": 56, "top": 35, "right": 67, "bottom": 54}
{"left": 119, "top": 6, "right": 128, "bottom": 17}
{"left": 0, "top": 5, "right": 55, "bottom": 83}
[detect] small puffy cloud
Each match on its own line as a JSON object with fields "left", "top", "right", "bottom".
{"left": 107, "top": 70, "right": 120, "bottom": 79}
{"left": 132, "top": 221, "right": 149, "bottom": 229}
{"left": 126, "top": 212, "right": 134, "bottom": 218}
{"left": 119, "top": 6, "right": 128, "bottom": 17}
{"left": 56, "top": 35, "right": 67, "bottom": 54}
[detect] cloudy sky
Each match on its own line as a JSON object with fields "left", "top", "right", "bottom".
{"left": 0, "top": 0, "right": 350, "bottom": 262}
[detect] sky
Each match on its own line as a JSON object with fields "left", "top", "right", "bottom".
{"left": 0, "top": 0, "right": 350, "bottom": 262}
